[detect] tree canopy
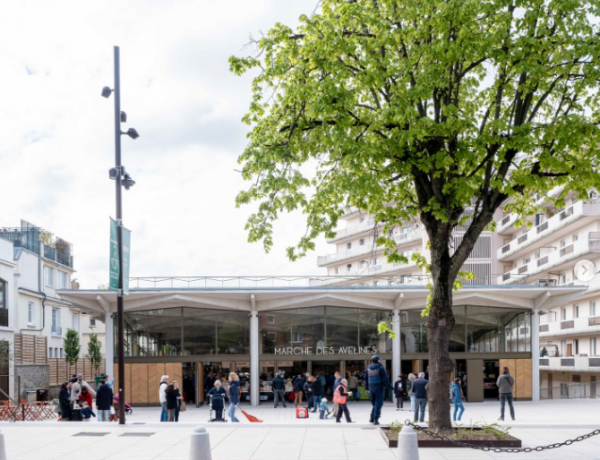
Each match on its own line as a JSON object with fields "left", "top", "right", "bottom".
{"left": 231, "top": 0, "right": 600, "bottom": 268}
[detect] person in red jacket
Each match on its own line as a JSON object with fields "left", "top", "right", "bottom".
{"left": 80, "top": 386, "right": 93, "bottom": 410}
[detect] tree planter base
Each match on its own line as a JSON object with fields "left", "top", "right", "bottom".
{"left": 381, "top": 427, "right": 522, "bottom": 448}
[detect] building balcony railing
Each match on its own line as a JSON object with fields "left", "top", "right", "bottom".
{"left": 42, "top": 243, "right": 74, "bottom": 268}
{"left": 317, "top": 230, "right": 422, "bottom": 267}
{"left": 326, "top": 218, "right": 380, "bottom": 243}
{"left": 539, "top": 356, "right": 600, "bottom": 373}
{"left": 539, "top": 315, "right": 600, "bottom": 337}
{"left": 498, "top": 234, "right": 600, "bottom": 285}
{"left": 497, "top": 200, "right": 600, "bottom": 262}
{"left": 0, "top": 227, "right": 41, "bottom": 254}
{"left": 541, "top": 382, "right": 600, "bottom": 399}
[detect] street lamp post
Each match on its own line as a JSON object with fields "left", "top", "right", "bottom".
{"left": 102, "top": 45, "right": 139, "bottom": 425}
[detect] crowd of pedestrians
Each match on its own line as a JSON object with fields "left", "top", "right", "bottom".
{"left": 58, "top": 373, "right": 117, "bottom": 422}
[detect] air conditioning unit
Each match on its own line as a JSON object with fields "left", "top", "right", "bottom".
{"left": 537, "top": 279, "right": 557, "bottom": 287}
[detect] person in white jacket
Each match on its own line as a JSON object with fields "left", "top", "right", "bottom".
{"left": 159, "top": 375, "right": 169, "bottom": 422}
{"left": 70, "top": 374, "right": 96, "bottom": 402}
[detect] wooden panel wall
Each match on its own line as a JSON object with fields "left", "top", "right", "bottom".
{"left": 14, "top": 335, "right": 47, "bottom": 364}
{"left": 499, "top": 359, "right": 532, "bottom": 400}
{"left": 49, "top": 358, "right": 106, "bottom": 384}
{"left": 116, "top": 363, "right": 182, "bottom": 406}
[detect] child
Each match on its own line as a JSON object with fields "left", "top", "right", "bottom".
{"left": 319, "top": 397, "right": 329, "bottom": 419}
{"left": 80, "top": 401, "right": 96, "bottom": 422}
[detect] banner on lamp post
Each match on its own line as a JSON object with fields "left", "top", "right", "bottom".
{"left": 109, "top": 217, "right": 131, "bottom": 294}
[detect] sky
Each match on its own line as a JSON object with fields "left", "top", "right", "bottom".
{"left": 0, "top": 0, "right": 331, "bottom": 288}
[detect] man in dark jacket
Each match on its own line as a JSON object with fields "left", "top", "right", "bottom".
{"left": 309, "top": 375, "right": 323, "bottom": 412}
{"left": 96, "top": 380, "right": 114, "bottom": 422}
{"left": 272, "top": 372, "right": 287, "bottom": 408}
{"left": 411, "top": 372, "right": 428, "bottom": 423}
{"left": 292, "top": 375, "right": 304, "bottom": 407}
{"left": 364, "top": 355, "right": 393, "bottom": 425}
{"left": 304, "top": 373, "right": 313, "bottom": 410}
{"left": 204, "top": 372, "right": 215, "bottom": 406}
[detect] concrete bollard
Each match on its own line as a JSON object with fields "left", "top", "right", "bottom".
{"left": 0, "top": 429, "right": 6, "bottom": 460}
{"left": 397, "top": 424, "right": 419, "bottom": 460}
{"left": 189, "top": 426, "right": 211, "bottom": 460}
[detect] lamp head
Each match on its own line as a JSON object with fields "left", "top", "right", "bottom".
{"left": 108, "top": 168, "right": 118, "bottom": 180}
{"left": 125, "top": 128, "right": 139, "bottom": 139}
{"left": 120, "top": 111, "right": 127, "bottom": 123}
{"left": 122, "top": 174, "right": 136, "bottom": 190}
{"left": 101, "top": 86, "right": 112, "bottom": 98}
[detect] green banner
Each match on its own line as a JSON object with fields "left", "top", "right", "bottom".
{"left": 109, "top": 218, "right": 131, "bottom": 294}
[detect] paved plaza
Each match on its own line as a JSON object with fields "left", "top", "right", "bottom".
{"left": 0, "top": 399, "right": 599, "bottom": 459}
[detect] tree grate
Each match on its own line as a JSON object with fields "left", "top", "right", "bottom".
{"left": 119, "top": 432, "right": 155, "bottom": 437}
{"left": 73, "top": 432, "right": 110, "bottom": 437}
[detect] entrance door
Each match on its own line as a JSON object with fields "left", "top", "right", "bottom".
{"left": 567, "top": 343, "right": 573, "bottom": 356}
{"left": 548, "top": 373, "right": 553, "bottom": 399}
{"left": 312, "top": 361, "right": 339, "bottom": 397}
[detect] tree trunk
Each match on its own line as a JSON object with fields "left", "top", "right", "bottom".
{"left": 426, "top": 240, "right": 455, "bottom": 433}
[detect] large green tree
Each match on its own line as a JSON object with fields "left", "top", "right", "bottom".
{"left": 230, "top": 0, "right": 600, "bottom": 431}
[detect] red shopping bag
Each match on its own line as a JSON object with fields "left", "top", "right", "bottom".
{"left": 296, "top": 407, "right": 309, "bottom": 419}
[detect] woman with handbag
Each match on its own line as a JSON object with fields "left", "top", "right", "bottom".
{"left": 227, "top": 372, "right": 241, "bottom": 422}
{"left": 172, "top": 381, "right": 184, "bottom": 422}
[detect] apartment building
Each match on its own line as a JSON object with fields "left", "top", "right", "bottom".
{"left": 317, "top": 190, "right": 600, "bottom": 399}
{"left": 0, "top": 221, "right": 105, "bottom": 399}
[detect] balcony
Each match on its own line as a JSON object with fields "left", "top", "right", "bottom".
{"left": 326, "top": 218, "right": 380, "bottom": 243}
{"left": 42, "top": 242, "right": 74, "bottom": 268}
{"left": 317, "top": 230, "right": 422, "bottom": 266}
{"left": 539, "top": 356, "right": 600, "bottom": 373}
{"left": 497, "top": 200, "right": 600, "bottom": 262}
{"left": 499, "top": 233, "right": 600, "bottom": 285}
{"left": 540, "top": 315, "right": 600, "bottom": 337}
{"left": 0, "top": 227, "right": 41, "bottom": 254}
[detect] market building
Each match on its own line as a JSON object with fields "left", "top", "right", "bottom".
{"left": 58, "top": 282, "right": 583, "bottom": 407}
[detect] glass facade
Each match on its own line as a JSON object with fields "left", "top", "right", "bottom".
{"left": 122, "top": 307, "right": 250, "bottom": 357}
{"left": 259, "top": 306, "right": 392, "bottom": 354}
{"left": 401, "top": 306, "right": 531, "bottom": 353}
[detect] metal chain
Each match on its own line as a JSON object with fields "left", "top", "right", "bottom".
{"left": 404, "top": 420, "right": 600, "bottom": 453}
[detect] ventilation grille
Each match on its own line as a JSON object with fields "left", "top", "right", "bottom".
{"left": 460, "top": 263, "right": 492, "bottom": 285}
{"left": 73, "top": 432, "right": 110, "bottom": 437}
{"left": 120, "top": 433, "right": 155, "bottom": 437}
{"left": 453, "top": 235, "right": 492, "bottom": 259}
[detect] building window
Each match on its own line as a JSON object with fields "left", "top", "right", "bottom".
{"left": 574, "top": 339, "right": 579, "bottom": 355}
{"left": 592, "top": 301, "right": 597, "bottom": 316}
{"left": 360, "top": 217, "right": 365, "bottom": 223}
{"left": 58, "top": 272, "right": 68, "bottom": 289}
{"left": 59, "top": 348, "right": 63, "bottom": 358}
{"left": 292, "top": 332, "right": 303, "bottom": 343}
{"left": 346, "top": 264, "right": 352, "bottom": 272}
{"left": 48, "top": 348, "right": 53, "bottom": 358}
{"left": 267, "top": 315, "right": 275, "bottom": 325}
{"left": 51, "top": 308, "right": 61, "bottom": 335}
{"left": 573, "top": 375, "right": 581, "bottom": 383}
{"left": 44, "top": 266, "right": 54, "bottom": 286}
{"left": 359, "top": 238, "right": 365, "bottom": 246}
{"left": 267, "top": 332, "right": 276, "bottom": 342}
{"left": 374, "top": 258, "right": 379, "bottom": 265}
{"left": 0, "top": 279, "right": 5, "bottom": 309}
{"left": 360, "top": 260, "right": 367, "bottom": 268}
{"left": 334, "top": 267, "right": 339, "bottom": 275}
{"left": 72, "top": 314, "right": 79, "bottom": 332}
{"left": 575, "top": 305, "right": 579, "bottom": 318}
{"left": 28, "top": 302, "right": 35, "bottom": 325}
{"left": 591, "top": 338, "right": 597, "bottom": 356}
{"left": 573, "top": 234, "right": 579, "bottom": 242}
{"left": 561, "top": 340, "right": 566, "bottom": 356}
{"left": 373, "top": 281, "right": 379, "bottom": 287}
{"left": 562, "top": 308, "right": 567, "bottom": 321}
{"left": 346, "top": 242, "right": 352, "bottom": 250}
{"left": 90, "top": 318, "right": 96, "bottom": 327}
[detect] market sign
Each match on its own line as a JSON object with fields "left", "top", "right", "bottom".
{"left": 274, "top": 346, "right": 377, "bottom": 356}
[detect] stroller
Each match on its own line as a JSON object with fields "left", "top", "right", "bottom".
{"left": 208, "top": 393, "right": 227, "bottom": 422}
{"left": 113, "top": 395, "right": 133, "bottom": 414}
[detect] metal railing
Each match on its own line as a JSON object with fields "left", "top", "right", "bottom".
{"left": 541, "top": 382, "right": 600, "bottom": 399}
{"left": 0, "top": 227, "right": 40, "bottom": 254}
{"left": 126, "top": 274, "right": 569, "bottom": 289}
{"left": 42, "top": 244, "right": 73, "bottom": 268}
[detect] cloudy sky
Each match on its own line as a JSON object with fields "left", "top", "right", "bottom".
{"left": 0, "top": 0, "right": 331, "bottom": 288}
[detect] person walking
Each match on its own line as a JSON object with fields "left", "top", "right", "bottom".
{"left": 394, "top": 375, "right": 407, "bottom": 411}
{"left": 96, "top": 379, "right": 114, "bottom": 422}
{"left": 309, "top": 375, "right": 323, "bottom": 412}
{"left": 364, "top": 355, "right": 393, "bottom": 425}
{"left": 332, "top": 371, "right": 342, "bottom": 415}
{"left": 451, "top": 378, "right": 465, "bottom": 422}
{"left": 411, "top": 372, "right": 428, "bottom": 423}
{"left": 334, "top": 379, "right": 354, "bottom": 423}
{"left": 292, "top": 375, "right": 304, "bottom": 407}
{"left": 497, "top": 366, "right": 515, "bottom": 421}
{"left": 227, "top": 372, "right": 241, "bottom": 423}
{"left": 165, "top": 384, "right": 178, "bottom": 422}
{"left": 348, "top": 373, "right": 358, "bottom": 401}
{"left": 407, "top": 373, "right": 416, "bottom": 412}
{"left": 272, "top": 372, "right": 287, "bottom": 408}
{"left": 207, "top": 380, "right": 227, "bottom": 421}
{"left": 159, "top": 375, "right": 169, "bottom": 422}
{"left": 58, "top": 382, "right": 71, "bottom": 421}
{"left": 172, "top": 381, "right": 183, "bottom": 422}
